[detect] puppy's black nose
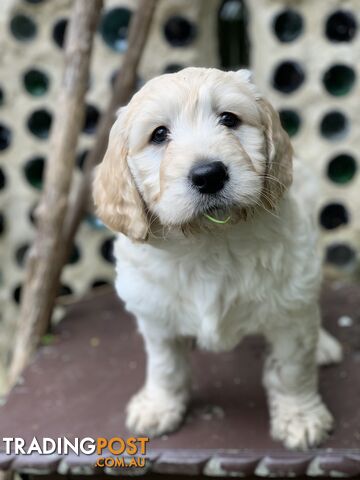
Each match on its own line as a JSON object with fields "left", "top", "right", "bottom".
{"left": 190, "top": 161, "right": 229, "bottom": 194}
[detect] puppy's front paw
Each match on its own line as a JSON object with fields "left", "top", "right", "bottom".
{"left": 270, "top": 395, "right": 333, "bottom": 450}
{"left": 126, "top": 388, "right": 187, "bottom": 437}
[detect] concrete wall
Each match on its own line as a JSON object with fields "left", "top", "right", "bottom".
{"left": 247, "top": 0, "right": 360, "bottom": 277}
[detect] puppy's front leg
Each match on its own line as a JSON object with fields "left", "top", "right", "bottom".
{"left": 263, "top": 306, "right": 333, "bottom": 450}
{"left": 126, "top": 332, "right": 191, "bottom": 437}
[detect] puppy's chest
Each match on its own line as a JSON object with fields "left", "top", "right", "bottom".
{"left": 116, "top": 237, "right": 279, "bottom": 350}
{"left": 139, "top": 245, "right": 275, "bottom": 350}
{"left": 170, "top": 254, "right": 267, "bottom": 347}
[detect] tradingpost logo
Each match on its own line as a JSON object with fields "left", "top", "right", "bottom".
{"left": 2, "top": 437, "right": 150, "bottom": 469}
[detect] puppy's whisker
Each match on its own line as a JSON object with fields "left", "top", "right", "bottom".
{"left": 260, "top": 196, "right": 280, "bottom": 217}
{"left": 262, "top": 174, "right": 287, "bottom": 191}
{"left": 147, "top": 210, "right": 169, "bottom": 240}
{"left": 257, "top": 203, "right": 280, "bottom": 220}
{"left": 261, "top": 190, "right": 278, "bottom": 208}
{"left": 245, "top": 191, "right": 281, "bottom": 221}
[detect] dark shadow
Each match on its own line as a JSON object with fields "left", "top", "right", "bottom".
{"left": 218, "top": 0, "right": 250, "bottom": 69}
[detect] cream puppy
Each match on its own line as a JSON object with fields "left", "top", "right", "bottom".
{"left": 93, "top": 67, "right": 342, "bottom": 450}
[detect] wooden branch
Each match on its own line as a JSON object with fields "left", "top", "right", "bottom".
{"left": 8, "top": 0, "right": 104, "bottom": 387}
{"left": 57, "top": 0, "right": 158, "bottom": 311}
{"left": 63, "top": 0, "right": 158, "bottom": 243}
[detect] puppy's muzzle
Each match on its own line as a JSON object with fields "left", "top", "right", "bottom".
{"left": 190, "top": 161, "right": 229, "bottom": 194}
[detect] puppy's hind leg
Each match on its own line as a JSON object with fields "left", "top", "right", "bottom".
{"left": 316, "top": 327, "right": 343, "bottom": 366}
{"left": 126, "top": 330, "right": 191, "bottom": 437}
{"left": 263, "top": 306, "right": 333, "bottom": 450}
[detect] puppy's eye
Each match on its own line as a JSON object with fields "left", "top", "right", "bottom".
{"left": 219, "top": 112, "right": 241, "bottom": 129}
{"left": 150, "top": 126, "right": 169, "bottom": 144}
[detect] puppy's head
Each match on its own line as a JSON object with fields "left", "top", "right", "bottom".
{"left": 93, "top": 67, "right": 293, "bottom": 241}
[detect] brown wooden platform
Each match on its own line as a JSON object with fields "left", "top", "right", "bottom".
{"left": 0, "top": 282, "right": 359, "bottom": 477}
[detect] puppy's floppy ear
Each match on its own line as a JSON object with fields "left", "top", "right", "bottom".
{"left": 258, "top": 97, "right": 293, "bottom": 208}
{"left": 236, "top": 68, "right": 253, "bottom": 83}
{"left": 92, "top": 109, "right": 149, "bottom": 241}
{"left": 235, "top": 69, "right": 261, "bottom": 98}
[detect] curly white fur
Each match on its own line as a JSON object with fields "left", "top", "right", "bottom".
{"left": 93, "top": 68, "right": 342, "bottom": 450}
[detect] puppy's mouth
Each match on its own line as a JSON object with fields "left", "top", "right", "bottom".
{"left": 195, "top": 196, "right": 234, "bottom": 223}
{"left": 191, "top": 191, "right": 255, "bottom": 227}
{"left": 204, "top": 209, "right": 232, "bottom": 225}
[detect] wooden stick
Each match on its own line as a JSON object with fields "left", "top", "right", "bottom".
{"left": 8, "top": 0, "right": 103, "bottom": 387}
{"left": 58, "top": 0, "right": 158, "bottom": 313}
{"left": 63, "top": 0, "right": 158, "bottom": 244}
